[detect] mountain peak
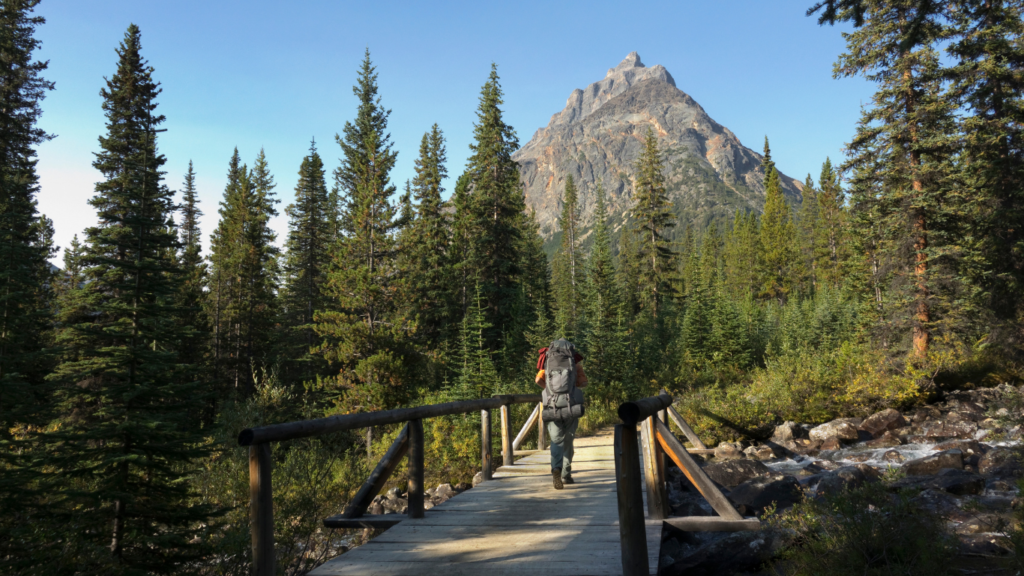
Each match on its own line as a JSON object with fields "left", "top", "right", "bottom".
{"left": 609, "top": 51, "right": 644, "bottom": 75}
{"left": 546, "top": 52, "right": 675, "bottom": 127}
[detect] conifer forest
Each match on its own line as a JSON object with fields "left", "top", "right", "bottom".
{"left": 3, "top": 0, "right": 1024, "bottom": 574}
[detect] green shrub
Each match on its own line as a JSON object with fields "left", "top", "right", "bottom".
{"left": 771, "top": 483, "right": 957, "bottom": 576}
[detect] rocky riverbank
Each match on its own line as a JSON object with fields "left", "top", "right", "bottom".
{"left": 660, "top": 383, "right": 1023, "bottom": 575}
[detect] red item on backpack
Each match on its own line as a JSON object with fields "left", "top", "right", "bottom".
{"left": 536, "top": 347, "right": 548, "bottom": 371}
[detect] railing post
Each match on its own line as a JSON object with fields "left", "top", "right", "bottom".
{"left": 407, "top": 419, "right": 424, "bottom": 519}
{"left": 640, "top": 415, "right": 668, "bottom": 519}
{"left": 537, "top": 402, "right": 546, "bottom": 450}
{"left": 500, "top": 403, "right": 513, "bottom": 467}
{"left": 249, "top": 443, "right": 274, "bottom": 576}
{"left": 614, "top": 424, "right": 648, "bottom": 576}
{"left": 481, "top": 409, "right": 492, "bottom": 481}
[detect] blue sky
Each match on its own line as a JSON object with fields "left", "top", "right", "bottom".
{"left": 34, "top": 0, "right": 870, "bottom": 263}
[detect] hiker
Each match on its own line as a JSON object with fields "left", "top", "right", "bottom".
{"left": 535, "top": 339, "right": 588, "bottom": 490}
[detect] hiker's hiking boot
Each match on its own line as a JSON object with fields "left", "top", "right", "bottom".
{"left": 552, "top": 468, "right": 563, "bottom": 490}
{"left": 562, "top": 475, "right": 575, "bottom": 485}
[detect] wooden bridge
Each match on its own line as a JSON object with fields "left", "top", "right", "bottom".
{"left": 237, "top": 393, "right": 760, "bottom": 576}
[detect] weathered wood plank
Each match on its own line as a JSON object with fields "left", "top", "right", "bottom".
{"left": 663, "top": 517, "right": 761, "bottom": 532}
{"left": 639, "top": 416, "right": 667, "bottom": 520}
{"left": 500, "top": 404, "right": 512, "bottom": 467}
{"left": 480, "top": 409, "right": 492, "bottom": 481}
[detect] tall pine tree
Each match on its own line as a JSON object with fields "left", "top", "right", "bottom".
{"left": 624, "top": 127, "right": 677, "bottom": 318}
{"left": 551, "top": 174, "right": 586, "bottom": 339}
{"left": 315, "top": 50, "right": 413, "bottom": 413}
{"left": 43, "top": 25, "right": 212, "bottom": 572}
{"left": 463, "top": 64, "right": 526, "bottom": 361}
{"left": 281, "top": 140, "right": 331, "bottom": 385}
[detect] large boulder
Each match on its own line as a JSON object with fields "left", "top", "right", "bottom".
{"left": 702, "top": 459, "right": 772, "bottom": 488}
{"left": 859, "top": 409, "right": 907, "bottom": 437}
{"left": 902, "top": 449, "right": 964, "bottom": 476}
{"left": 932, "top": 439, "right": 986, "bottom": 456}
{"left": 809, "top": 418, "right": 861, "bottom": 442}
{"left": 978, "top": 447, "right": 1022, "bottom": 478}
{"left": 932, "top": 469, "right": 986, "bottom": 496}
{"left": 865, "top": 430, "right": 903, "bottom": 448}
{"left": 814, "top": 466, "right": 868, "bottom": 496}
{"left": 727, "top": 475, "right": 803, "bottom": 516}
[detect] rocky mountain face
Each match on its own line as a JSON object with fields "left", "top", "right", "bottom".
{"left": 514, "top": 52, "right": 803, "bottom": 252}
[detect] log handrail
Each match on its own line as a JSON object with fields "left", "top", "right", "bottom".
{"left": 242, "top": 393, "right": 542, "bottom": 576}
{"left": 238, "top": 394, "right": 540, "bottom": 446}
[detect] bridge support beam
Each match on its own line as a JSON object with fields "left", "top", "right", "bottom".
{"left": 481, "top": 409, "right": 492, "bottom": 481}
{"left": 249, "top": 442, "right": 275, "bottom": 576}
{"left": 614, "top": 424, "right": 649, "bottom": 576}
{"left": 500, "top": 404, "right": 513, "bottom": 467}
{"left": 407, "top": 419, "right": 424, "bottom": 518}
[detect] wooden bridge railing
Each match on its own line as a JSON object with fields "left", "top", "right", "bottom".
{"left": 614, "top": 391, "right": 760, "bottom": 576}
{"left": 237, "top": 393, "right": 542, "bottom": 576}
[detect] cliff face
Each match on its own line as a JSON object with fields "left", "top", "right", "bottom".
{"left": 514, "top": 52, "right": 802, "bottom": 252}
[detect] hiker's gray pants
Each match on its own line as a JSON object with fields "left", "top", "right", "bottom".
{"left": 548, "top": 418, "right": 578, "bottom": 478}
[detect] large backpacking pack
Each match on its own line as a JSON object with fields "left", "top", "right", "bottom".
{"left": 540, "top": 339, "right": 585, "bottom": 423}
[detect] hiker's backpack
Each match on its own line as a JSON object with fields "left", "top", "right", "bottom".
{"left": 541, "top": 339, "right": 585, "bottom": 423}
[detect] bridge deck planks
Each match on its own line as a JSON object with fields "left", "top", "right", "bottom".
{"left": 310, "top": 428, "right": 660, "bottom": 576}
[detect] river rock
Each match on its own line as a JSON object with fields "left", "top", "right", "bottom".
{"left": 713, "top": 442, "right": 744, "bottom": 461}
{"left": 743, "top": 444, "right": 776, "bottom": 461}
{"left": 809, "top": 419, "right": 861, "bottom": 442}
{"left": 472, "top": 471, "right": 485, "bottom": 487}
{"left": 661, "top": 530, "right": 789, "bottom": 576}
{"left": 860, "top": 409, "right": 907, "bottom": 437}
{"left": 820, "top": 436, "right": 843, "bottom": 451}
{"left": 978, "top": 447, "right": 1022, "bottom": 477}
{"left": 933, "top": 469, "right": 986, "bottom": 495}
{"left": 932, "top": 439, "right": 986, "bottom": 455}
{"left": 702, "top": 459, "right": 772, "bottom": 488}
{"left": 771, "top": 421, "right": 803, "bottom": 443}
{"left": 921, "top": 420, "right": 978, "bottom": 439}
{"left": 815, "top": 466, "right": 867, "bottom": 496}
{"left": 902, "top": 449, "right": 963, "bottom": 476}
{"left": 864, "top": 430, "right": 903, "bottom": 448}
{"left": 728, "top": 475, "right": 802, "bottom": 515}
{"left": 883, "top": 449, "right": 905, "bottom": 463}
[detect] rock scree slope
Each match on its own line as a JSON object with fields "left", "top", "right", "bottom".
{"left": 514, "top": 51, "right": 803, "bottom": 252}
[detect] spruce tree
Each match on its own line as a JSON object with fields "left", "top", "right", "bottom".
{"left": 207, "top": 149, "right": 279, "bottom": 394}
{"left": 0, "top": 0, "right": 55, "bottom": 440}
{"left": 626, "top": 127, "right": 676, "bottom": 318}
{"left": 281, "top": 140, "right": 331, "bottom": 385}
{"left": 175, "top": 161, "right": 208, "bottom": 394}
{"left": 946, "top": 0, "right": 1024, "bottom": 331}
{"left": 551, "top": 175, "right": 586, "bottom": 339}
{"left": 451, "top": 284, "right": 499, "bottom": 400}
{"left": 463, "top": 64, "right": 526, "bottom": 358}
{"left": 43, "top": 25, "right": 212, "bottom": 572}
{"left": 816, "top": 158, "right": 848, "bottom": 290}
{"left": 796, "top": 174, "right": 819, "bottom": 295}
{"left": 758, "top": 167, "right": 799, "bottom": 303}
{"left": 315, "top": 51, "right": 413, "bottom": 413}
{"left": 835, "top": 0, "right": 958, "bottom": 355}
{"left": 583, "top": 181, "right": 628, "bottom": 402}
{"left": 404, "top": 124, "right": 455, "bottom": 350}
{"left": 723, "top": 211, "right": 759, "bottom": 300}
